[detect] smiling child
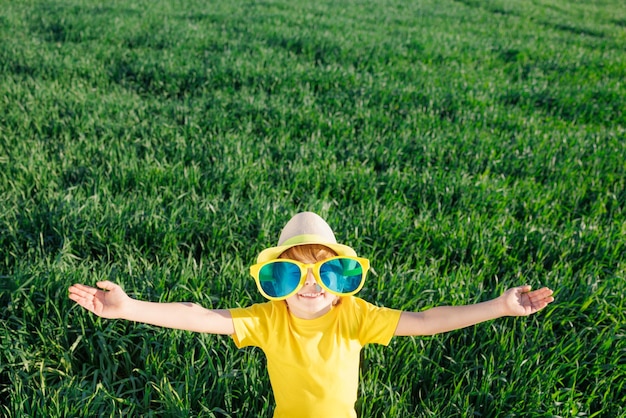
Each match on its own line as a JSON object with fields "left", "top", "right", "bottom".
{"left": 69, "top": 211, "right": 554, "bottom": 417}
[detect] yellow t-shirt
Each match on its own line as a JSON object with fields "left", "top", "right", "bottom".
{"left": 230, "top": 296, "right": 402, "bottom": 418}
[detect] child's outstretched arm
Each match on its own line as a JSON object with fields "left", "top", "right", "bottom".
{"left": 68, "top": 281, "right": 234, "bottom": 335}
{"left": 394, "top": 285, "right": 554, "bottom": 336}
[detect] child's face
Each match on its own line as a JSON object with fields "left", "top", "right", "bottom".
{"left": 284, "top": 266, "right": 339, "bottom": 320}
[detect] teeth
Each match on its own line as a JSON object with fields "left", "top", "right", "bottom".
{"left": 300, "top": 293, "right": 323, "bottom": 297}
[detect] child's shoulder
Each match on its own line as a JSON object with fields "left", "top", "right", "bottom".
{"left": 339, "top": 296, "right": 392, "bottom": 314}
{"left": 230, "top": 300, "right": 286, "bottom": 317}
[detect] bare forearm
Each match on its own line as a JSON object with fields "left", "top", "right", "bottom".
{"left": 395, "top": 299, "right": 504, "bottom": 336}
{"left": 121, "top": 299, "right": 234, "bottom": 335}
{"left": 423, "top": 299, "right": 503, "bottom": 333}
{"left": 394, "top": 286, "right": 554, "bottom": 336}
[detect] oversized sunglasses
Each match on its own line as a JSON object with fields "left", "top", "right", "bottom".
{"left": 249, "top": 256, "right": 370, "bottom": 301}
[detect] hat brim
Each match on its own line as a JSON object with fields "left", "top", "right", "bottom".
{"left": 256, "top": 234, "right": 357, "bottom": 263}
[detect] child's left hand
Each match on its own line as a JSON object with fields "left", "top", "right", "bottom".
{"left": 499, "top": 285, "right": 554, "bottom": 316}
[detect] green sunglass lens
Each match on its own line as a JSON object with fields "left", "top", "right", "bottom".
{"left": 319, "top": 258, "right": 364, "bottom": 294}
{"left": 258, "top": 262, "right": 301, "bottom": 298}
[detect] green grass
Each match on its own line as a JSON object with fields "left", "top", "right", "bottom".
{"left": 1, "top": 0, "right": 625, "bottom": 416}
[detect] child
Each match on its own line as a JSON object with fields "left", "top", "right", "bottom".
{"left": 68, "top": 211, "right": 554, "bottom": 418}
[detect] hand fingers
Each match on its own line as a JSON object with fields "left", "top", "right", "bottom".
{"left": 517, "top": 286, "right": 554, "bottom": 300}
{"left": 68, "top": 283, "right": 99, "bottom": 297}
{"left": 68, "top": 281, "right": 120, "bottom": 297}
{"left": 525, "top": 287, "right": 554, "bottom": 312}
{"left": 68, "top": 287, "right": 97, "bottom": 311}
{"left": 68, "top": 292, "right": 91, "bottom": 307}
{"left": 527, "top": 287, "right": 554, "bottom": 301}
{"left": 96, "top": 280, "right": 119, "bottom": 291}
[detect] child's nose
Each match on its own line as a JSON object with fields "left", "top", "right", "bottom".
{"left": 304, "top": 269, "right": 318, "bottom": 286}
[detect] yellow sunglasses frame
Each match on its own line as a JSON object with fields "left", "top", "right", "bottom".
{"left": 249, "top": 256, "right": 370, "bottom": 301}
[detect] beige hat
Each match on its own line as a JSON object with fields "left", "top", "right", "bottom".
{"left": 256, "top": 212, "right": 357, "bottom": 263}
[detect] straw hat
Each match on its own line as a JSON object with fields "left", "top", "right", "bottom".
{"left": 256, "top": 212, "right": 357, "bottom": 263}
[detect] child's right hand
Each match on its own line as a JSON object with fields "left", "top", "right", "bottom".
{"left": 68, "top": 281, "right": 131, "bottom": 319}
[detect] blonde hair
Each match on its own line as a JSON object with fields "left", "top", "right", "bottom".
{"left": 278, "top": 244, "right": 342, "bottom": 306}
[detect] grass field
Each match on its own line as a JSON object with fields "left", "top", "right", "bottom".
{"left": 1, "top": 0, "right": 625, "bottom": 416}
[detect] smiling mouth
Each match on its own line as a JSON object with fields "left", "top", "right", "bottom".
{"left": 299, "top": 292, "right": 324, "bottom": 298}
